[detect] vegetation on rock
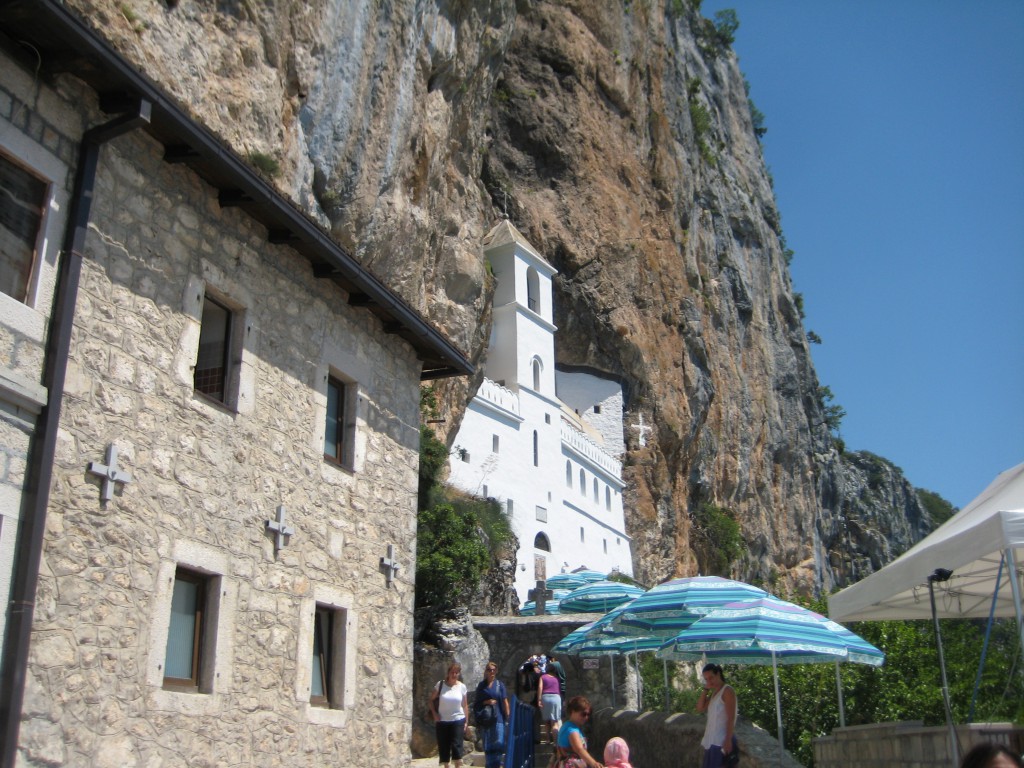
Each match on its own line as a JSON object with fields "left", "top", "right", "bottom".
{"left": 416, "top": 387, "right": 515, "bottom": 610}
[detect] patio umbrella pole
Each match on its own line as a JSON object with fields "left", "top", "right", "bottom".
{"left": 610, "top": 654, "right": 616, "bottom": 709}
{"left": 663, "top": 659, "right": 670, "bottom": 711}
{"left": 835, "top": 659, "right": 846, "bottom": 728}
{"left": 772, "top": 650, "right": 784, "bottom": 766}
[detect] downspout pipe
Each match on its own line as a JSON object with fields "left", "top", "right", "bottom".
{"left": 0, "top": 99, "right": 151, "bottom": 768}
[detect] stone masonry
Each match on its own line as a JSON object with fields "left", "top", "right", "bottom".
{"left": 6, "top": 45, "right": 429, "bottom": 767}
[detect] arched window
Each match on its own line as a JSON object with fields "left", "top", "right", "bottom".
{"left": 605, "top": 487, "right": 611, "bottom": 510}
{"left": 593, "top": 479, "right": 599, "bottom": 502}
{"left": 532, "top": 357, "right": 542, "bottom": 391}
{"left": 534, "top": 532, "right": 551, "bottom": 552}
{"left": 527, "top": 267, "right": 540, "bottom": 313}
{"left": 566, "top": 461, "right": 572, "bottom": 487}
{"left": 533, "top": 430, "right": 539, "bottom": 466}
{"left": 579, "top": 469, "right": 586, "bottom": 495}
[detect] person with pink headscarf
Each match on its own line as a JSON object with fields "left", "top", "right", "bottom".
{"left": 603, "top": 737, "right": 634, "bottom": 768}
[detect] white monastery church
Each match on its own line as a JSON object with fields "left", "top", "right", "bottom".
{"left": 448, "top": 220, "right": 634, "bottom": 604}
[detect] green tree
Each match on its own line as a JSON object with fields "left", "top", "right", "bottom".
{"left": 917, "top": 488, "right": 957, "bottom": 527}
{"left": 816, "top": 385, "right": 846, "bottom": 434}
{"left": 415, "top": 501, "right": 490, "bottom": 609}
{"left": 713, "top": 9, "right": 739, "bottom": 46}
{"left": 690, "top": 502, "right": 745, "bottom": 575}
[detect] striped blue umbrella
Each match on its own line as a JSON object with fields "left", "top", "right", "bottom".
{"left": 551, "top": 622, "right": 599, "bottom": 654}
{"left": 520, "top": 588, "right": 571, "bottom": 616}
{"left": 610, "top": 576, "right": 769, "bottom": 636}
{"left": 656, "top": 596, "right": 884, "bottom": 753}
{"left": 655, "top": 596, "right": 884, "bottom": 662}
{"left": 544, "top": 573, "right": 589, "bottom": 590}
{"left": 559, "top": 581, "right": 646, "bottom": 613}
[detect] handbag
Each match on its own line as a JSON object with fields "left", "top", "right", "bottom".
{"left": 475, "top": 702, "right": 497, "bottom": 727}
{"left": 548, "top": 746, "right": 586, "bottom": 768}
{"left": 724, "top": 742, "right": 740, "bottom": 767}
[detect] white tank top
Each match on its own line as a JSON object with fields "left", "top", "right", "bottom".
{"left": 701, "top": 685, "right": 737, "bottom": 748}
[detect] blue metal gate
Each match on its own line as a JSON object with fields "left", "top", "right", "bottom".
{"left": 504, "top": 694, "right": 536, "bottom": 768}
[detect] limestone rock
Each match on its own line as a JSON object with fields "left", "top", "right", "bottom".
{"left": 64, "top": 0, "right": 933, "bottom": 597}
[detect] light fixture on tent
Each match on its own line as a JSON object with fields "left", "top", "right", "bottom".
{"left": 928, "top": 567, "right": 958, "bottom": 768}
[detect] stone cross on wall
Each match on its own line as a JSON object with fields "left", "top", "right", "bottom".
{"left": 87, "top": 444, "right": 133, "bottom": 503}
{"left": 630, "top": 412, "right": 652, "bottom": 448}
{"left": 528, "top": 580, "right": 553, "bottom": 616}
{"left": 379, "top": 543, "right": 400, "bottom": 588}
{"left": 265, "top": 504, "right": 294, "bottom": 556}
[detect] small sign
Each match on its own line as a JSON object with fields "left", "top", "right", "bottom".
{"left": 582, "top": 658, "right": 600, "bottom": 670}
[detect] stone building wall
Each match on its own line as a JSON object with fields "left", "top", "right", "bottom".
{"left": 9, "top": 50, "right": 425, "bottom": 768}
{"left": 0, "top": 47, "right": 79, "bottom": 662}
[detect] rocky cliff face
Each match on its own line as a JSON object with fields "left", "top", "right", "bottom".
{"left": 67, "top": 0, "right": 931, "bottom": 593}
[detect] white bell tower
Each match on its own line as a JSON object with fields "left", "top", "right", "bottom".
{"left": 481, "top": 219, "right": 558, "bottom": 395}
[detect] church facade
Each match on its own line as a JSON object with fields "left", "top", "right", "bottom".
{"left": 448, "top": 221, "right": 633, "bottom": 605}
{"left": 0, "top": 4, "right": 470, "bottom": 766}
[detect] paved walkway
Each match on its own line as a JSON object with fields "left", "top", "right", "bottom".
{"left": 410, "top": 751, "right": 486, "bottom": 767}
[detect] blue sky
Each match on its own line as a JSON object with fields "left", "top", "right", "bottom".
{"left": 700, "top": 0, "right": 1024, "bottom": 509}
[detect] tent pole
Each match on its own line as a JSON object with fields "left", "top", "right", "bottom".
{"left": 970, "top": 555, "right": 1004, "bottom": 723}
{"left": 1006, "top": 547, "right": 1024, "bottom": 667}
{"left": 835, "top": 659, "right": 846, "bottom": 728}
{"left": 929, "top": 571, "right": 959, "bottom": 768}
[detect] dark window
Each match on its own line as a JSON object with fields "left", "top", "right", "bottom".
{"left": 533, "top": 430, "right": 539, "bottom": 466}
{"left": 0, "top": 152, "right": 47, "bottom": 302}
{"left": 311, "top": 605, "right": 348, "bottom": 709}
{"left": 534, "top": 532, "right": 551, "bottom": 552}
{"left": 194, "top": 295, "right": 232, "bottom": 403}
{"left": 324, "top": 377, "right": 352, "bottom": 466}
{"left": 527, "top": 267, "right": 540, "bottom": 313}
{"left": 163, "top": 568, "right": 207, "bottom": 690}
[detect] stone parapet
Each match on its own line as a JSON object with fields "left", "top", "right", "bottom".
{"left": 813, "top": 721, "right": 1024, "bottom": 768}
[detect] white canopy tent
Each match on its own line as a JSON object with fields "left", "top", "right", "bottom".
{"left": 829, "top": 462, "right": 1024, "bottom": 658}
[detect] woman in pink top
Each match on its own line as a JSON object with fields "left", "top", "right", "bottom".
{"left": 536, "top": 663, "right": 563, "bottom": 744}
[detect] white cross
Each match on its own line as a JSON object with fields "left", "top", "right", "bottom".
{"left": 265, "top": 504, "right": 294, "bottom": 555}
{"left": 379, "top": 543, "right": 400, "bottom": 588}
{"left": 87, "top": 444, "right": 132, "bottom": 502}
{"left": 631, "top": 413, "right": 652, "bottom": 448}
